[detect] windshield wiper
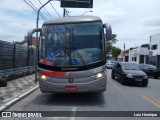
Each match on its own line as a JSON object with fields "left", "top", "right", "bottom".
{"left": 51, "top": 46, "right": 67, "bottom": 65}
{"left": 73, "top": 46, "right": 87, "bottom": 65}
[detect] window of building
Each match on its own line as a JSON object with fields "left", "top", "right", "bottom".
{"left": 132, "top": 57, "right": 137, "bottom": 61}
{"left": 151, "top": 44, "right": 158, "bottom": 50}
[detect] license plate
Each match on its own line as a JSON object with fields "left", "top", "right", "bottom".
{"left": 135, "top": 79, "right": 142, "bottom": 82}
{"left": 65, "top": 86, "right": 78, "bottom": 91}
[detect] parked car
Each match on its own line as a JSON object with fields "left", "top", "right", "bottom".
{"left": 106, "top": 60, "right": 117, "bottom": 69}
{"left": 138, "top": 64, "right": 160, "bottom": 79}
{"left": 111, "top": 62, "right": 148, "bottom": 86}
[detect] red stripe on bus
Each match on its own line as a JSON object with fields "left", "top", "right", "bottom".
{"left": 40, "top": 72, "right": 66, "bottom": 77}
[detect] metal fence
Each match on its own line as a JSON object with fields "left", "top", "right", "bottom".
{"left": 0, "top": 40, "right": 36, "bottom": 79}
{"left": 0, "top": 40, "right": 36, "bottom": 70}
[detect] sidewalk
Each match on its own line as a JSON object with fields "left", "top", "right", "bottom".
{"left": 0, "top": 75, "right": 39, "bottom": 110}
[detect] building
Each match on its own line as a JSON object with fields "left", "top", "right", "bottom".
{"left": 150, "top": 33, "right": 160, "bottom": 56}
{"left": 149, "top": 33, "right": 160, "bottom": 68}
{"left": 117, "top": 52, "right": 128, "bottom": 62}
{"left": 129, "top": 46, "right": 149, "bottom": 64}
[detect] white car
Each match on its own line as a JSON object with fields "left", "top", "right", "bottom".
{"left": 106, "top": 60, "right": 117, "bottom": 69}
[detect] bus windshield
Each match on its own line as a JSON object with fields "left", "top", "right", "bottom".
{"left": 39, "top": 22, "right": 104, "bottom": 67}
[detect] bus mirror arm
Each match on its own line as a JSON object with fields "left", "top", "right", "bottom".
{"left": 103, "top": 23, "right": 112, "bottom": 41}
{"left": 27, "top": 28, "right": 41, "bottom": 46}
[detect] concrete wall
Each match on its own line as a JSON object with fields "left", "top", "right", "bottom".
{"left": 150, "top": 33, "right": 160, "bottom": 56}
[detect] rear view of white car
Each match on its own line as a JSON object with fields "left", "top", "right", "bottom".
{"left": 106, "top": 60, "right": 117, "bottom": 69}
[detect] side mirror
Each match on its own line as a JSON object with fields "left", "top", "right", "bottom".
{"left": 103, "top": 23, "right": 112, "bottom": 41}
{"left": 27, "top": 28, "right": 41, "bottom": 46}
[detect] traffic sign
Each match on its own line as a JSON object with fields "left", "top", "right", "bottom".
{"left": 61, "top": 0, "right": 93, "bottom": 8}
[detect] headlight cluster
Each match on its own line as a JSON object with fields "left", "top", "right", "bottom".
{"left": 126, "top": 74, "right": 134, "bottom": 78}
{"left": 41, "top": 75, "right": 47, "bottom": 80}
{"left": 37, "top": 74, "right": 49, "bottom": 81}
{"left": 91, "top": 72, "right": 105, "bottom": 79}
{"left": 143, "top": 75, "right": 148, "bottom": 79}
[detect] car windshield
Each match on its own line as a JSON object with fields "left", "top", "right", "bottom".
{"left": 147, "top": 64, "right": 157, "bottom": 69}
{"left": 121, "top": 63, "right": 140, "bottom": 70}
{"left": 110, "top": 61, "right": 116, "bottom": 64}
{"left": 108, "top": 61, "right": 116, "bottom": 64}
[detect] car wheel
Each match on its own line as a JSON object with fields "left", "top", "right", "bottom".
{"left": 154, "top": 76, "right": 159, "bottom": 79}
{"left": 111, "top": 72, "right": 115, "bottom": 79}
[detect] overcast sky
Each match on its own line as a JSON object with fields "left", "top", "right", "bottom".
{"left": 0, "top": 0, "right": 160, "bottom": 50}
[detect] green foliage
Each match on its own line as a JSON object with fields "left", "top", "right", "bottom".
{"left": 106, "top": 34, "right": 122, "bottom": 60}
{"left": 111, "top": 46, "right": 121, "bottom": 60}
{"left": 106, "top": 34, "right": 118, "bottom": 53}
{"left": 141, "top": 44, "right": 150, "bottom": 49}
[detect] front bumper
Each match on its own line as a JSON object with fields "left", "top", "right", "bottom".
{"left": 123, "top": 77, "right": 148, "bottom": 84}
{"left": 39, "top": 76, "right": 107, "bottom": 93}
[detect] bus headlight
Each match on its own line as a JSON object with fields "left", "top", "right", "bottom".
{"left": 37, "top": 73, "right": 50, "bottom": 81}
{"left": 97, "top": 73, "right": 103, "bottom": 78}
{"left": 41, "top": 75, "right": 47, "bottom": 80}
{"left": 91, "top": 72, "right": 105, "bottom": 79}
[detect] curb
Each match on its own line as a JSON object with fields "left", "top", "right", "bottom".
{"left": 0, "top": 85, "right": 39, "bottom": 111}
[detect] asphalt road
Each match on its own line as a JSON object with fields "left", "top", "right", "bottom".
{"left": 5, "top": 69, "right": 160, "bottom": 120}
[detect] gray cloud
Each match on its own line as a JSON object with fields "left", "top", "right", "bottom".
{"left": 140, "top": 16, "right": 160, "bottom": 26}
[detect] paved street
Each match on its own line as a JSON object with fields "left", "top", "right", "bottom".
{"left": 3, "top": 69, "right": 160, "bottom": 120}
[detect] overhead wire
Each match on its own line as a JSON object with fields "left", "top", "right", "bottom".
{"left": 49, "top": 2, "right": 62, "bottom": 17}
{"left": 24, "top": 0, "right": 62, "bottom": 19}
{"left": 33, "top": 0, "right": 51, "bottom": 18}
{"left": 23, "top": 0, "right": 46, "bottom": 20}
{"left": 37, "top": 0, "right": 53, "bottom": 18}
{"left": 27, "top": 0, "right": 47, "bottom": 20}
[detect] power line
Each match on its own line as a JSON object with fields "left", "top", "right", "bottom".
{"left": 24, "top": 0, "right": 45, "bottom": 20}
{"left": 33, "top": 0, "right": 51, "bottom": 18}
{"left": 49, "top": 2, "right": 62, "bottom": 17}
{"left": 27, "top": 0, "right": 47, "bottom": 20}
{"left": 37, "top": 0, "right": 53, "bottom": 18}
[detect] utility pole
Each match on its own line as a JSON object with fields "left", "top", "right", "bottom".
{"left": 124, "top": 43, "right": 125, "bottom": 62}
{"left": 35, "top": 0, "right": 52, "bottom": 83}
{"left": 63, "top": 8, "right": 70, "bottom": 17}
{"left": 63, "top": 8, "right": 66, "bottom": 17}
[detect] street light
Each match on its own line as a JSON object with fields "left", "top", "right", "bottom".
{"left": 81, "top": 10, "right": 93, "bottom": 16}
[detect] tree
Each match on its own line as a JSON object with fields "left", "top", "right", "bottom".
{"left": 141, "top": 44, "right": 150, "bottom": 49}
{"left": 106, "top": 34, "right": 118, "bottom": 54}
{"left": 111, "top": 46, "right": 121, "bottom": 61}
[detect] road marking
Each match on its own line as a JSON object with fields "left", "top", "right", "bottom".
{"left": 71, "top": 107, "right": 77, "bottom": 120}
{"left": 143, "top": 96, "right": 160, "bottom": 109}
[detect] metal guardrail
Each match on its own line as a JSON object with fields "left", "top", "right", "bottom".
{"left": 0, "top": 66, "right": 35, "bottom": 80}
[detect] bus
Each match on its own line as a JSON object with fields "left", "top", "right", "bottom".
{"left": 27, "top": 16, "right": 112, "bottom": 93}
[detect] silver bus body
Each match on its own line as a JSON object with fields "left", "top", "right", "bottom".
{"left": 27, "top": 16, "right": 112, "bottom": 93}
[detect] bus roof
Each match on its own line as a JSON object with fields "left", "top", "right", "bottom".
{"left": 43, "top": 16, "right": 102, "bottom": 25}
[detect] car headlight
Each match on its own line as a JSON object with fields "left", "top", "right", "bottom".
{"left": 126, "top": 74, "right": 134, "bottom": 78}
{"left": 91, "top": 72, "right": 105, "bottom": 79}
{"left": 143, "top": 75, "right": 148, "bottom": 79}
